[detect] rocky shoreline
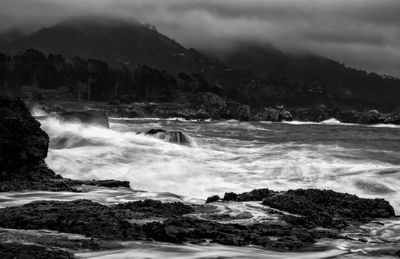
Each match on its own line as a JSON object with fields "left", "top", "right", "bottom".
{"left": 34, "top": 92, "right": 400, "bottom": 125}
{"left": 1, "top": 95, "right": 400, "bottom": 258}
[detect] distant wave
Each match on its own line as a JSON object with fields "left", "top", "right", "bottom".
{"left": 282, "top": 118, "right": 400, "bottom": 128}
{"left": 110, "top": 117, "right": 211, "bottom": 122}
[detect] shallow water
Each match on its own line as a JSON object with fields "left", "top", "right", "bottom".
{"left": 4, "top": 116, "right": 400, "bottom": 258}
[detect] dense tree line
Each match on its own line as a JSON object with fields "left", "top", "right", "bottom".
{"left": 1, "top": 49, "right": 398, "bottom": 111}
{"left": 0, "top": 49, "right": 218, "bottom": 103}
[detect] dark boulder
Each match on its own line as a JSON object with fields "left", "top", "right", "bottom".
{"left": 205, "top": 195, "right": 220, "bottom": 203}
{"left": 357, "top": 110, "right": 381, "bottom": 124}
{"left": 57, "top": 110, "right": 109, "bottom": 128}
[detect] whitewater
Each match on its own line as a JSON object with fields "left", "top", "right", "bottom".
{"left": 2, "top": 115, "right": 400, "bottom": 258}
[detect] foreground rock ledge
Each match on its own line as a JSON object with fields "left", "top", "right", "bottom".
{"left": 0, "top": 188, "right": 396, "bottom": 253}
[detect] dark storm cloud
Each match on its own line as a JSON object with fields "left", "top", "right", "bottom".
{"left": 0, "top": 0, "right": 399, "bottom": 76}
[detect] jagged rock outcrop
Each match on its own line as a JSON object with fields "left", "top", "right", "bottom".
{"left": 0, "top": 96, "right": 49, "bottom": 173}
{"left": 0, "top": 96, "right": 129, "bottom": 191}
{"left": 0, "top": 96, "right": 61, "bottom": 191}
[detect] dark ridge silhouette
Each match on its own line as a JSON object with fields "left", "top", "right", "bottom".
{"left": 0, "top": 16, "right": 225, "bottom": 76}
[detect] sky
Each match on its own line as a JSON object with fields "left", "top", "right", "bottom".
{"left": 0, "top": 0, "right": 399, "bottom": 77}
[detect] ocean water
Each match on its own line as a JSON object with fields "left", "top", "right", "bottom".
{"left": 2, "top": 116, "right": 400, "bottom": 258}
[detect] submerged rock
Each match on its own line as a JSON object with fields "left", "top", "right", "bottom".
{"left": 145, "top": 129, "right": 197, "bottom": 147}
{"left": 164, "top": 131, "right": 195, "bottom": 146}
{"left": 57, "top": 110, "right": 109, "bottom": 128}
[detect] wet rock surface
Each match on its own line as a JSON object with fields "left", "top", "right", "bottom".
{"left": 0, "top": 228, "right": 121, "bottom": 252}
{"left": 206, "top": 188, "right": 395, "bottom": 229}
{"left": 142, "top": 216, "right": 339, "bottom": 250}
{"left": 0, "top": 198, "right": 341, "bottom": 251}
{"left": 0, "top": 242, "right": 74, "bottom": 259}
{"left": 0, "top": 199, "right": 141, "bottom": 240}
{"left": 113, "top": 199, "right": 194, "bottom": 219}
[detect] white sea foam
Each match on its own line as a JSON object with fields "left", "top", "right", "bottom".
{"left": 36, "top": 117, "right": 400, "bottom": 215}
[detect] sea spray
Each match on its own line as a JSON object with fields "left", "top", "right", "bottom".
{"left": 37, "top": 117, "right": 400, "bottom": 215}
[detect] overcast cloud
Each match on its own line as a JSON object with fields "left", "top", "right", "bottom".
{"left": 0, "top": 0, "right": 399, "bottom": 76}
